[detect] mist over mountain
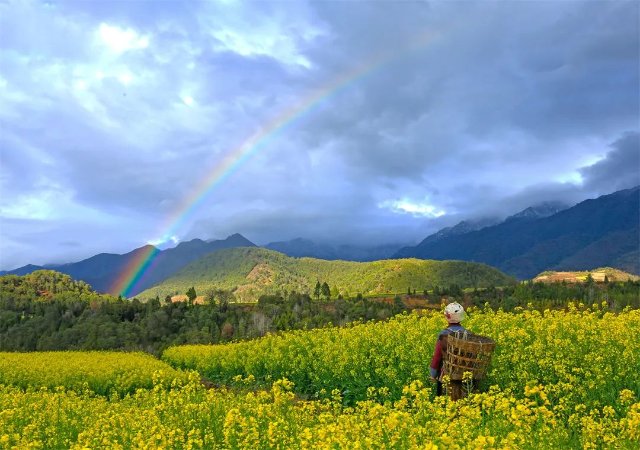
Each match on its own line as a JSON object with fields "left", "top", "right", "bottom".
{"left": 411, "top": 201, "right": 568, "bottom": 252}
{"left": 261, "top": 202, "right": 570, "bottom": 262}
{"left": 419, "top": 218, "right": 501, "bottom": 246}
{"left": 265, "top": 239, "right": 337, "bottom": 260}
{"left": 505, "top": 202, "right": 569, "bottom": 221}
{"left": 395, "top": 187, "right": 639, "bottom": 278}
{"left": 265, "top": 238, "right": 403, "bottom": 262}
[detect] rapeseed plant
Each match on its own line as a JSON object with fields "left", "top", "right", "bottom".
{"left": 1, "top": 307, "right": 639, "bottom": 448}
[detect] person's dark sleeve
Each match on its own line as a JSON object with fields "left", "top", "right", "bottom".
{"left": 430, "top": 338, "right": 443, "bottom": 378}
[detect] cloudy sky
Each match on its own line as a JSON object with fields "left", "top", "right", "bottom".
{"left": 1, "top": 0, "right": 639, "bottom": 270}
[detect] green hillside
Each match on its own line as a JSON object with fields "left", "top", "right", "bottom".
{"left": 137, "top": 247, "right": 516, "bottom": 302}
{"left": 0, "top": 269, "right": 112, "bottom": 303}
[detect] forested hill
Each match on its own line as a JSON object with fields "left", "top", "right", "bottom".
{"left": 137, "top": 247, "right": 516, "bottom": 302}
{"left": 0, "top": 270, "right": 113, "bottom": 303}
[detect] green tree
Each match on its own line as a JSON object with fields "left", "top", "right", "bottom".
{"left": 213, "top": 289, "right": 233, "bottom": 312}
{"left": 205, "top": 289, "right": 217, "bottom": 304}
{"left": 321, "top": 282, "right": 331, "bottom": 301}
{"left": 314, "top": 281, "right": 321, "bottom": 300}
{"left": 186, "top": 287, "right": 197, "bottom": 306}
{"left": 586, "top": 273, "right": 595, "bottom": 303}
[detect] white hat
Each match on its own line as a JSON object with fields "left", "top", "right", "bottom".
{"left": 444, "top": 302, "right": 465, "bottom": 323}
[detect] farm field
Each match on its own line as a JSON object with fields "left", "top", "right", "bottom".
{"left": 0, "top": 351, "right": 186, "bottom": 396}
{"left": 163, "top": 306, "right": 640, "bottom": 408}
{"left": 1, "top": 306, "right": 639, "bottom": 449}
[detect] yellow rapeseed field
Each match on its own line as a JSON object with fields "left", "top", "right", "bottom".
{"left": 164, "top": 304, "right": 640, "bottom": 409}
{"left": 1, "top": 305, "right": 639, "bottom": 448}
{"left": 0, "top": 351, "right": 187, "bottom": 396}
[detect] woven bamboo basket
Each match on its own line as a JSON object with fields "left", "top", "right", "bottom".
{"left": 442, "top": 331, "right": 496, "bottom": 381}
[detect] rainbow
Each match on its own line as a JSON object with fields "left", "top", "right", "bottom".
{"left": 110, "top": 30, "right": 438, "bottom": 297}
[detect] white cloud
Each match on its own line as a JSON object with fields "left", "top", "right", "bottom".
{"left": 200, "top": 2, "right": 326, "bottom": 68}
{"left": 117, "top": 71, "right": 134, "bottom": 86}
{"left": 212, "top": 29, "right": 312, "bottom": 68}
{"left": 147, "top": 235, "right": 179, "bottom": 247}
{"left": 554, "top": 171, "right": 583, "bottom": 185}
{"left": 378, "top": 199, "right": 446, "bottom": 218}
{"left": 96, "top": 23, "right": 150, "bottom": 55}
{"left": 0, "top": 194, "right": 57, "bottom": 220}
{"left": 180, "top": 94, "right": 195, "bottom": 107}
{"left": 0, "top": 182, "right": 100, "bottom": 222}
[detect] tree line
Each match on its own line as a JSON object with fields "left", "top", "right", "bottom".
{"left": 0, "top": 289, "right": 409, "bottom": 356}
{"left": 0, "top": 270, "right": 637, "bottom": 356}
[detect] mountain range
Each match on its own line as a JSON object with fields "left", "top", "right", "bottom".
{"left": 1, "top": 233, "right": 255, "bottom": 296}
{"left": 418, "top": 201, "right": 568, "bottom": 247}
{"left": 396, "top": 186, "right": 639, "bottom": 278}
{"left": 2, "top": 186, "right": 638, "bottom": 294}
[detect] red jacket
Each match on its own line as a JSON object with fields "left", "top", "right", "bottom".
{"left": 430, "top": 323, "right": 466, "bottom": 378}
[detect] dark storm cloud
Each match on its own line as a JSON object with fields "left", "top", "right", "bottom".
{"left": 188, "top": 189, "right": 423, "bottom": 248}
{"left": 0, "top": 0, "right": 638, "bottom": 268}
{"left": 581, "top": 132, "right": 640, "bottom": 192}
{"left": 301, "top": 1, "right": 639, "bottom": 180}
{"left": 460, "top": 130, "right": 640, "bottom": 220}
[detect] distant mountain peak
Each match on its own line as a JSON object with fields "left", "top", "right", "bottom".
{"left": 419, "top": 217, "right": 500, "bottom": 246}
{"left": 223, "top": 233, "right": 256, "bottom": 246}
{"left": 507, "top": 201, "right": 568, "bottom": 221}
{"left": 0, "top": 263, "right": 45, "bottom": 276}
{"left": 206, "top": 233, "right": 253, "bottom": 244}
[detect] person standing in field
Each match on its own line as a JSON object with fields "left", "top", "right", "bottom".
{"left": 430, "top": 302, "right": 467, "bottom": 396}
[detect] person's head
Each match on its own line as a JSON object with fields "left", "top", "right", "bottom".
{"left": 444, "top": 302, "right": 465, "bottom": 323}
